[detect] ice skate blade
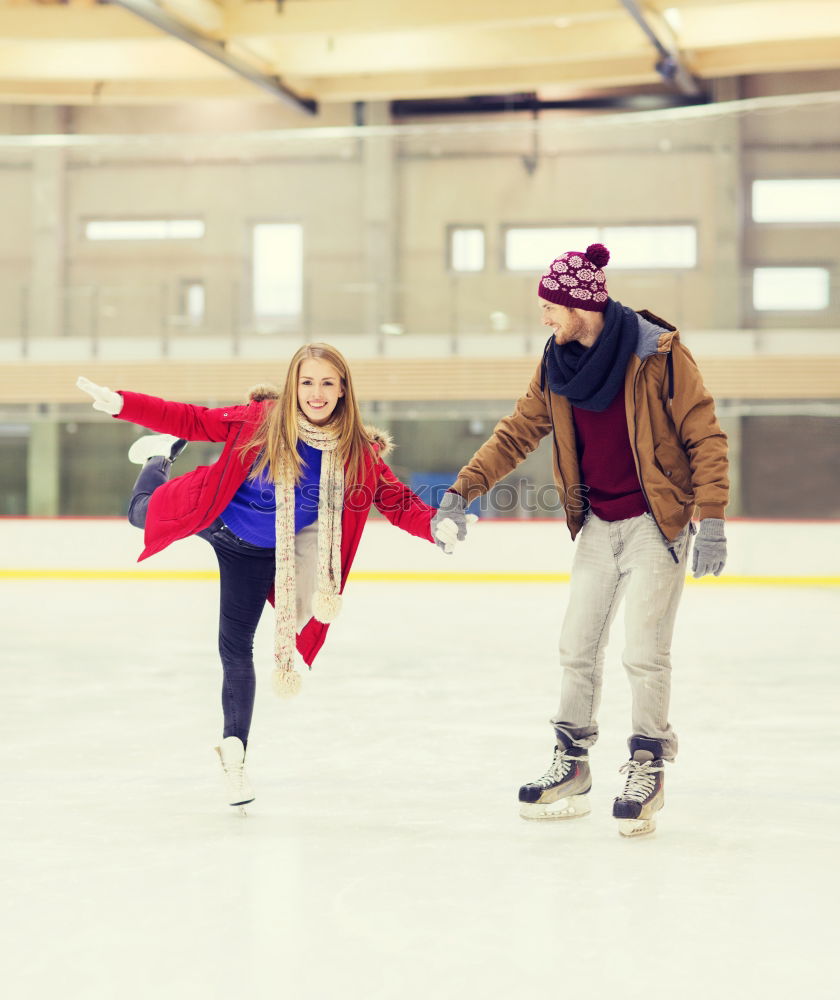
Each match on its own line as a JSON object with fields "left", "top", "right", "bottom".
{"left": 520, "top": 795, "right": 591, "bottom": 821}
{"left": 617, "top": 817, "right": 656, "bottom": 838}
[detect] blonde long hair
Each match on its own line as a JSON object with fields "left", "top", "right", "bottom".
{"left": 245, "top": 343, "right": 376, "bottom": 489}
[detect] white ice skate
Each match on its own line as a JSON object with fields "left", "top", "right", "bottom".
{"left": 215, "top": 736, "right": 255, "bottom": 815}
{"left": 127, "top": 434, "right": 186, "bottom": 465}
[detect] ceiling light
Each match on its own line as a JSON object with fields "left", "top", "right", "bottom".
{"left": 663, "top": 8, "right": 682, "bottom": 32}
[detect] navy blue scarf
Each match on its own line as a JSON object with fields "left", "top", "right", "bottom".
{"left": 543, "top": 299, "right": 638, "bottom": 412}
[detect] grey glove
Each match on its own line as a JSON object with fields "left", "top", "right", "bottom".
{"left": 692, "top": 518, "right": 727, "bottom": 578}
{"left": 431, "top": 491, "right": 469, "bottom": 554}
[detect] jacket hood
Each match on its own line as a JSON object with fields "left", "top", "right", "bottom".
{"left": 365, "top": 425, "right": 394, "bottom": 459}
{"left": 246, "top": 384, "right": 281, "bottom": 402}
{"left": 635, "top": 309, "right": 678, "bottom": 360}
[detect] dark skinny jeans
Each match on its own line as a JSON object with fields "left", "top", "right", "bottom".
{"left": 129, "top": 458, "right": 274, "bottom": 747}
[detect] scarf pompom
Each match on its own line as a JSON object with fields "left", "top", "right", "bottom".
{"left": 272, "top": 668, "right": 302, "bottom": 698}
{"left": 312, "top": 591, "right": 343, "bottom": 624}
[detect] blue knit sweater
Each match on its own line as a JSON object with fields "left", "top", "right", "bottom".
{"left": 220, "top": 441, "right": 322, "bottom": 547}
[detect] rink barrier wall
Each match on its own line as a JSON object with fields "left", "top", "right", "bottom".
{"left": 1, "top": 518, "right": 838, "bottom": 586}
{"left": 4, "top": 355, "right": 840, "bottom": 404}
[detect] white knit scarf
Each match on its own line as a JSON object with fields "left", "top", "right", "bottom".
{"left": 272, "top": 416, "right": 344, "bottom": 698}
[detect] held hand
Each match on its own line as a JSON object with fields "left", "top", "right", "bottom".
{"left": 692, "top": 518, "right": 727, "bottom": 578}
{"left": 434, "top": 515, "right": 478, "bottom": 554}
{"left": 431, "top": 491, "right": 468, "bottom": 554}
{"left": 76, "top": 376, "right": 123, "bottom": 415}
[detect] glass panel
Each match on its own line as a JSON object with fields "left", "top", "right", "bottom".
{"left": 504, "top": 227, "right": 598, "bottom": 271}
{"left": 505, "top": 225, "right": 696, "bottom": 270}
{"left": 601, "top": 225, "right": 697, "bottom": 269}
{"left": 752, "top": 179, "right": 840, "bottom": 223}
{"left": 181, "top": 281, "right": 205, "bottom": 325}
{"left": 84, "top": 219, "right": 205, "bottom": 240}
{"left": 252, "top": 223, "right": 303, "bottom": 318}
{"left": 752, "top": 268, "right": 830, "bottom": 311}
{"left": 450, "top": 227, "right": 485, "bottom": 272}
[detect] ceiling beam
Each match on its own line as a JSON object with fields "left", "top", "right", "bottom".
{"left": 294, "top": 57, "right": 663, "bottom": 103}
{"left": 236, "top": 20, "right": 650, "bottom": 77}
{"left": 0, "top": 0, "right": 838, "bottom": 107}
{"left": 111, "top": 0, "right": 317, "bottom": 112}
{"left": 1, "top": 33, "right": 834, "bottom": 105}
{"left": 0, "top": 40, "right": 234, "bottom": 79}
{"left": 157, "top": 0, "right": 226, "bottom": 36}
{"left": 619, "top": 0, "right": 703, "bottom": 95}
{"left": 0, "top": 8, "right": 159, "bottom": 39}
{"left": 693, "top": 36, "right": 840, "bottom": 77}
{"left": 679, "top": 0, "right": 840, "bottom": 47}
{"left": 221, "top": 0, "right": 769, "bottom": 37}
{"left": 0, "top": 78, "right": 262, "bottom": 105}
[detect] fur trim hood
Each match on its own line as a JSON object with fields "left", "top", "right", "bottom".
{"left": 245, "top": 384, "right": 393, "bottom": 458}
{"left": 247, "top": 383, "right": 281, "bottom": 403}
{"left": 365, "top": 425, "right": 394, "bottom": 459}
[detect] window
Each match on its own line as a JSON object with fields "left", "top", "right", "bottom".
{"left": 601, "top": 226, "right": 696, "bottom": 269}
{"left": 753, "top": 268, "right": 830, "bottom": 311}
{"left": 752, "top": 180, "right": 840, "bottom": 223}
{"left": 84, "top": 219, "right": 205, "bottom": 241}
{"left": 449, "top": 227, "right": 485, "bottom": 272}
{"left": 179, "top": 280, "right": 205, "bottom": 326}
{"left": 504, "top": 225, "right": 696, "bottom": 270}
{"left": 505, "top": 228, "right": 597, "bottom": 272}
{"left": 252, "top": 223, "right": 303, "bottom": 320}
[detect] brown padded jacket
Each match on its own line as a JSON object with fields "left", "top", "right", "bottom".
{"left": 452, "top": 309, "right": 729, "bottom": 545}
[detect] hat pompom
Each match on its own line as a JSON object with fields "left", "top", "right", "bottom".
{"left": 585, "top": 243, "right": 610, "bottom": 269}
{"left": 312, "top": 591, "right": 342, "bottom": 624}
{"left": 272, "top": 668, "right": 302, "bottom": 698}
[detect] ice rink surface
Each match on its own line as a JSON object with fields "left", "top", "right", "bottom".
{"left": 3, "top": 573, "right": 838, "bottom": 1000}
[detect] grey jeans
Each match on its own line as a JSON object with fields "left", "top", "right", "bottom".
{"left": 551, "top": 512, "right": 691, "bottom": 762}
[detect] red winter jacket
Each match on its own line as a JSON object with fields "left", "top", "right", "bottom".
{"left": 116, "top": 390, "right": 435, "bottom": 666}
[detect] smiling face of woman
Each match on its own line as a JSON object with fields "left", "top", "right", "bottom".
{"left": 296, "top": 358, "right": 344, "bottom": 425}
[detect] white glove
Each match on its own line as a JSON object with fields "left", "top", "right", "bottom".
{"left": 434, "top": 514, "right": 478, "bottom": 554}
{"left": 76, "top": 376, "right": 123, "bottom": 415}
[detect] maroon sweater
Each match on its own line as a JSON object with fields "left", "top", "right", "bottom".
{"left": 572, "top": 390, "right": 648, "bottom": 521}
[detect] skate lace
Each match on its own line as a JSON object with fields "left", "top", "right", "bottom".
{"left": 618, "top": 760, "right": 663, "bottom": 802}
{"left": 218, "top": 752, "right": 249, "bottom": 791}
{"left": 225, "top": 761, "right": 248, "bottom": 789}
{"left": 533, "top": 748, "right": 574, "bottom": 788}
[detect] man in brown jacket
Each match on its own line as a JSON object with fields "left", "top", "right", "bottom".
{"left": 433, "top": 242, "right": 728, "bottom": 837}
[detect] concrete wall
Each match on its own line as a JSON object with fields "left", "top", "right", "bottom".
{"left": 0, "top": 74, "right": 838, "bottom": 349}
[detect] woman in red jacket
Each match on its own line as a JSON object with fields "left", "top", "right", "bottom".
{"left": 77, "top": 343, "right": 466, "bottom": 813}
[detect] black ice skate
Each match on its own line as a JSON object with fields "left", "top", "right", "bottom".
{"left": 518, "top": 736, "right": 591, "bottom": 820}
{"left": 612, "top": 737, "right": 665, "bottom": 838}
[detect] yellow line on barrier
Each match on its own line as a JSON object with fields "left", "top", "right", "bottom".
{"left": 0, "top": 569, "right": 838, "bottom": 586}
{"left": 351, "top": 571, "right": 571, "bottom": 583}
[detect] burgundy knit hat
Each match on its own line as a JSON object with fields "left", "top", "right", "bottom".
{"left": 538, "top": 243, "right": 611, "bottom": 312}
